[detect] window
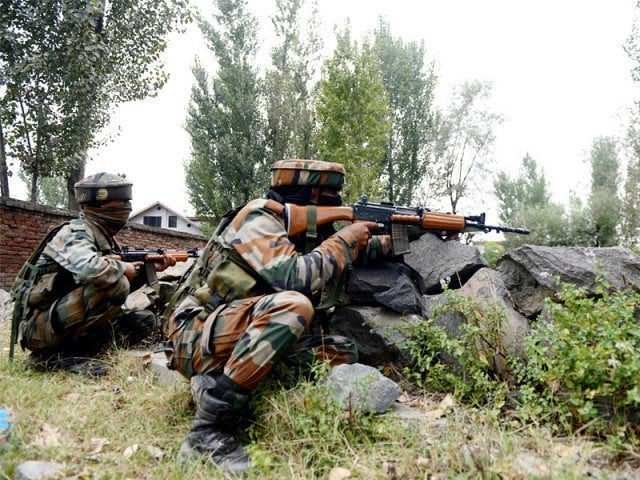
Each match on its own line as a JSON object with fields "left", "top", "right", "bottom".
{"left": 143, "top": 216, "right": 162, "bottom": 227}
{"left": 168, "top": 215, "right": 177, "bottom": 228}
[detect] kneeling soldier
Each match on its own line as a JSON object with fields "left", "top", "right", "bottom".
{"left": 163, "top": 160, "right": 395, "bottom": 472}
{"left": 10, "top": 172, "right": 175, "bottom": 375}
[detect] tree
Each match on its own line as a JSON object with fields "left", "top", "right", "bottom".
{"left": 495, "top": 154, "right": 568, "bottom": 248}
{"left": 185, "top": 0, "right": 267, "bottom": 224}
{"left": 264, "top": 0, "right": 321, "bottom": 163}
{"left": 315, "top": 25, "right": 391, "bottom": 202}
{"left": 373, "top": 18, "right": 437, "bottom": 205}
{"left": 18, "top": 168, "right": 67, "bottom": 209}
{"left": 588, "top": 136, "right": 621, "bottom": 247}
{"left": 431, "top": 80, "right": 503, "bottom": 214}
{"left": 0, "top": 0, "right": 189, "bottom": 209}
{"left": 622, "top": 110, "right": 640, "bottom": 247}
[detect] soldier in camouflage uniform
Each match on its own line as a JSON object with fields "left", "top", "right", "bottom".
{"left": 11, "top": 172, "right": 175, "bottom": 375}
{"left": 164, "top": 160, "right": 394, "bottom": 472}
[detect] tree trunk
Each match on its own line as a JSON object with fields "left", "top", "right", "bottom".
{"left": 0, "top": 117, "right": 10, "bottom": 197}
{"left": 66, "top": 161, "right": 85, "bottom": 211}
{"left": 65, "top": 0, "right": 105, "bottom": 212}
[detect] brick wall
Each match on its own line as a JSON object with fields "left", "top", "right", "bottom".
{"left": 0, "top": 197, "right": 208, "bottom": 291}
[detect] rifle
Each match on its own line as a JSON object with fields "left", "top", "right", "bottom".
{"left": 114, "top": 247, "right": 199, "bottom": 285}
{"left": 285, "top": 195, "right": 530, "bottom": 254}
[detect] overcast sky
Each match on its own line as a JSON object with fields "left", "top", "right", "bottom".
{"left": 8, "top": 0, "right": 640, "bottom": 218}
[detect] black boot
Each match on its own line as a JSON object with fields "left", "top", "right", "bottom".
{"left": 26, "top": 352, "right": 109, "bottom": 376}
{"left": 179, "top": 373, "right": 251, "bottom": 472}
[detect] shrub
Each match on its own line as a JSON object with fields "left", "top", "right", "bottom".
{"left": 518, "top": 280, "right": 640, "bottom": 438}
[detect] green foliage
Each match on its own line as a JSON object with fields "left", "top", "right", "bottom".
{"left": 0, "top": 0, "right": 189, "bottom": 205}
{"left": 431, "top": 80, "right": 503, "bottom": 214}
{"left": 588, "top": 136, "right": 621, "bottom": 247}
{"left": 495, "top": 154, "right": 570, "bottom": 248}
{"left": 622, "top": 109, "right": 640, "bottom": 247}
{"left": 481, "top": 241, "right": 505, "bottom": 268}
{"left": 185, "top": 0, "right": 267, "bottom": 224}
{"left": 518, "top": 281, "right": 640, "bottom": 438}
{"left": 248, "top": 362, "right": 392, "bottom": 476}
{"left": 402, "top": 290, "right": 512, "bottom": 406}
{"left": 373, "top": 18, "right": 437, "bottom": 205}
{"left": 314, "top": 25, "right": 391, "bottom": 203}
{"left": 18, "top": 168, "right": 67, "bottom": 208}
{"left": 264, "top": 0, "right": 321, "bottom": 162}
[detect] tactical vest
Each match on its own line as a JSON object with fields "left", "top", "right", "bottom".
{"left": 160, "top": 200, "right": 350, "bottom": 330}
{"left": 161, "top": 206, "right": 276, "bottom": 327}
{"left": 9, "top": 220, "right": 117, "bottom": 359}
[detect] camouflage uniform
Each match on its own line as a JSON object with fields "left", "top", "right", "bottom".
{"left": 12, "top": 173, "right": 155, "bottom": 361}
{"left": 169, "top": 160, "right": 394, "bottom": 471}
{"left": 166, "top": 161, "right": 393, "bottom": 388}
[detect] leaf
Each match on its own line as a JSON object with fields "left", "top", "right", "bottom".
{"left": 31, "top": 423, "right": 62, "bottom": 447}
{"left": 328, "top": 466, "right": 351, "bottom": 480}
{"left": 123, "top": 443, "right": 139, "bottom": 458}
{"left": 91, "top": 438, "right": 110, "bottom": 454}
{"left": 147, "top": 444, "right": 165, "bottom": 460}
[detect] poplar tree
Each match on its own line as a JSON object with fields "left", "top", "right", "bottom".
{"left": 314, "top": 26, "right": 391, "bottom": 202}
{"left": 185, "top": 0, "right": 266, "bottom": 224}
{"left": 373, "top": 18, "right": 437, "bottom": 205}
{"left": 265, "top": 0, "right": 321, "bottom": 162}
{"left": 588, "top": 136, "right": 621, "bottom": 247}
{"left": 622, "top": 112, "right": 640, "bottom": 247}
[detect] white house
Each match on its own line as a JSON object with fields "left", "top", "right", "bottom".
{"left": 129, "top": 201, "right": 204, "bottom": 235}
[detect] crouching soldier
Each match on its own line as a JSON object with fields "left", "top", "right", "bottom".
{"left": 10, "top": 172, "right": 175, "bottom": 375}
{"left": 163, "top": 160, "right": 395, "bottom": 472}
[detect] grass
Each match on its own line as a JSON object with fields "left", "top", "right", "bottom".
{"left": 0, "top": 319, "right": 638, "bottom": 479}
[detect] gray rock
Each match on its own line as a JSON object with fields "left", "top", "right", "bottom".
{"left": 324, "top": 363, "right": 402, "bottom": 413}
{"left": 346, "top": 262, "right": 424, "bottom": 314}
{"left": 497, "top": 244, "right": 640, "bottom": 317}
{"left": 420, "top": 268, "right": 530, "bottom": 378}
{"left": 405, "top": 234, "right": 488, "bottom": 294}
{"left": 0, "top": 290, "right": 13, "bottom": 324}
{"left": 421, "top": 293, "right": 465, "bottom": 338}
{"left": 122, "top": 286, "right": 158, "bottom": 314}
{"left": 13, "top": 461, "right": 65, "bottom": 480}
{"left": 459, "top": 268, "right": 530, "bottom": 360}
{"left": 329, "top": 306, "right": 421, "bottom": 367}
{"left": 149, "top": 352, "right": 184, "bottom": 386}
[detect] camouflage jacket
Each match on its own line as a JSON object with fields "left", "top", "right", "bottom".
{"left": 217, "top": 199, "right": 393, "bottom": 296}
{"left": 19, "top": 218, "right": 127, "bottom": 315}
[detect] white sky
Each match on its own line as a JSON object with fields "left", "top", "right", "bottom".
{"left": 8, "top": 0, "right": 640, "bottom": 219}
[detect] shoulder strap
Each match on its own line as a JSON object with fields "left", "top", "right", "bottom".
{"left": 9, "top": 221, "right": 70, "bottom": 360}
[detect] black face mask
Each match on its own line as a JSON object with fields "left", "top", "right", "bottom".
{"left": 82, "top": 201, "right": 132, "bottom": 235}
{"left": 266, "top": 186, "right": 342, "bottom": 206}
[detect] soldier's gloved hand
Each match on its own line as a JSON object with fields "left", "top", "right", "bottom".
{"left": 123, "top": 261, "right": 144, "bottom": 281}
{"left": 337, "top": 221, "right": 378, "bottom": 251}
{"left": 154, "top": 252, "right": 177, "bottom": 272}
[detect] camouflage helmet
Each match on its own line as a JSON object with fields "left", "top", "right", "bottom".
{"left": 271, "top": 159, "right": 345, "bottom": 191}
{"left": 74, "top": 172, "right": 132, "bottom": 204}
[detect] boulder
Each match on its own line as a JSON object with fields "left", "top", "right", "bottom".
{"left": 497, "top": 244, "right": 640, "bottom": 317}
{"left": 421, "top": 268, "right": 530, "bottom": 378}
{"left": 328, "top": 306, "right": 421, "bottom": 367}
{"left": 323, "top": 363, "right": 402, "bottom": 413}
{"left": 346, "top": 262, "right": 424, "bottom": 314}
{"left": 404, "top": 234, "right": 488, "bottom": 294}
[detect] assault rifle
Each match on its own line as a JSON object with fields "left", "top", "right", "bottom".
{"left": 114, "top": 247, "right": 199, "bottom": 285}
{"left": 285, "top": 195, "right": 530, "bottom": 254}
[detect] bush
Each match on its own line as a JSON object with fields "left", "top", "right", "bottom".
{"left": 518, "top": 281, "right": 640, "bottom": 438}
{"left": 402, "top": 290, "right": 513, "bottom": 407}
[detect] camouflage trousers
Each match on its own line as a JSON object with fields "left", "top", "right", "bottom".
{"left": 167, "top": 290, "right": 358, "bottom": 389}
{"left": 21, "top": 276, "right": 156, "bottom": 354}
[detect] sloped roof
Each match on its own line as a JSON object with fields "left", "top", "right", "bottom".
{"left": 130, "top": 201, "right": 198, "bottom": 225}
